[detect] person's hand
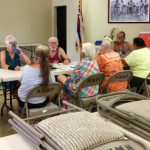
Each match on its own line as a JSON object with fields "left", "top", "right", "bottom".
{"left": 17, "top": 47, "right": 22, "bottom": 54}
{"left": 63, "top": 59, "right": 70, "bottom": 65}
{"left": 15, "top": 66, "right": 21, "bottom": 71}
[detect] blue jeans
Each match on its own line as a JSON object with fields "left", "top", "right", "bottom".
{"left": 64, "top": 79, "right": 75, "bottom": 97}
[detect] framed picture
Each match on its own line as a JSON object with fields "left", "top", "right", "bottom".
{"left": 108, "top": 0, "right": 150, "bottom": 23}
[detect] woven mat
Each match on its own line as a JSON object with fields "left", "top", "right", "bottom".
{"left": 115, "top": 100, "right": 150, "bottom": 121}
{"left": 38, "top": 111, "right": 124, "bottom": 150}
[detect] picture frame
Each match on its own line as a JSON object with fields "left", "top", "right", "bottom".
{"left": 108, "top": 0, "right": 150, "bottom": 23}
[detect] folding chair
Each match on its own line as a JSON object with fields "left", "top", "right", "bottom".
{"left": 138, "top": 72, "right": 150, "bottom": 98}
{"left": 22, "top": 82, "right": 62, "bottom": 119}
{"left": 106, "top": 70, "right": 133, "bottom": 93}
{"left": 72, "top": 72, "right": 105, "bottom": 111}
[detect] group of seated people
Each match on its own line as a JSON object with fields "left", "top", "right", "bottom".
{"left": 0, "top": 32, "right": 150, "bottom": 110}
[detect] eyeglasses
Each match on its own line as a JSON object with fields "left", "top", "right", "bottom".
{"left": 8, "top": 41, "right": 17, "bottom": 45}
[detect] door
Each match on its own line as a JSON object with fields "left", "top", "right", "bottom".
{"left": 56, "top": 6, "right": 67, "bottom": 52}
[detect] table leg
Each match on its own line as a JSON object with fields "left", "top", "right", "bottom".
{"left": 1, "top": 88, "right": 7, "bottom": 116}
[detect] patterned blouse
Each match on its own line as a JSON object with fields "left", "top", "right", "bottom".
{"left": 69, "top": 58, "right": 99, "bottom": 97}
{"left": 96, "top": 52, "right": 127, "bottom": 93}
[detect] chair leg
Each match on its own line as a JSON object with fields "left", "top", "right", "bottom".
{"left": 9, "top": 89, "right": 14, "bottom": 111}
{"left": 1, "top": 89, "right": 7, "bottom": 116}
{"left": 1, "top": 102, "right": 5, "bottom": 116}
{"left": 145, "top": 85, "right": 150, "bottom": 98}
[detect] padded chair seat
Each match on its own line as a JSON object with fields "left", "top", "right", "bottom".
{"left": 115, "top": 100, "right": 150, "bottom": 122}
{"left": 29, "top": 102, "right": 59, "bottom": 117}
{"left": 37, "top": 111, "right": 124, "bottom": 150}
{"left": 80, "top": 95, "right": 99, "bottom": 108}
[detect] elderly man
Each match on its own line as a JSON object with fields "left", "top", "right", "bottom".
{"left": 47, "top": 36, "right": 70, "bottom": 64}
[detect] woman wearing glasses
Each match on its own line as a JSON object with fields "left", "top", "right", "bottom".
{"left": 0, "top": 35, "right": 31, "bottom": 71}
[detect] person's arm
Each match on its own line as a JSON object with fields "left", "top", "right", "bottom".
{"left": 0, "top": 50, "right": 21, "bottom": 70}
{"left": 121, "top": 58, "right": 128, "bottom": 67}
{"left": 127, "top": 42, "right": 133, "bottom": 51}
{"left": 19, "top": 48, "right": 31, "bottom": 65}
{"left": 0, "top": 50, "right": 8, "bottom": 69}
{"left": 58, "top": 48, "right": 70, "bottom": 64}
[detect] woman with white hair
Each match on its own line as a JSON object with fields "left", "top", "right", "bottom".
{"left": 96, "top": 38, "right": 127, "bottom": 93}
{"left": 1, "top": 35, "right": 31, "bottom": 70}
{"left": 0, "top": 35, "right": 31, "bottom": 99}
{"left": 48, "top": 36, "right": 70, "bottom": 65}
{"left": 81, "top": 42, "right": 96, "bottom": 59}
{"left": 57, "top": 42, "right": 99, "bottom": 100}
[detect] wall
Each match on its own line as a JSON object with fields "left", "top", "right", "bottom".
{"left": 82, "top": 0, "right": 150, "bottom": 43}
{"left": 0, "top": 0, "right": 52, "bottom": 45}
{"left": 52, "top": 0, "right": 80, "bottom": 61}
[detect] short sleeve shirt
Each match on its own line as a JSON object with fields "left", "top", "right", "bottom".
{"left": 125, "top": 47, "right": 150, "bottom": 78}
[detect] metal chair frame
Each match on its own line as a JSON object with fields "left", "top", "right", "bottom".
{"left": 0, "top": 79, "right": 17, "bottom": 116}
{"left": 23, "top": 82, "right": 62, "bottom": 119}
{"left": 73, "top": 72, "right": 105, "bottom": 111}
{"left": 106, "top": 70, "right": 133, "bottom": 93}
{"left": 138, "top": 72, "right": 150, "bottom": 98}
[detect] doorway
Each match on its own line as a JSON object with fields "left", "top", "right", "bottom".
{"left": 56, "top": 6, "right": 67, "bottom": 52}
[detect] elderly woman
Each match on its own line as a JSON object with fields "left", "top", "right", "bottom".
{"left": 122, "top": 37, "right": 150, "bottom": 91}
{"left": 1, "top": 35, "right": 31, "bottom": 70}
{"left": 96, "top": 38, "right": 127, "bottom": 93}
{"left": 57, "top": 43, "right": 99, "bottom": 99}
{"left": 48, "top": 36, "right": 70, "bottom": 64}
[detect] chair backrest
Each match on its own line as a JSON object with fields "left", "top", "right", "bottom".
{"left": 138, "top": 72, "right": 150, "bottom": 97}
{"left": 24, "top": 82, "right": 62, "bottom": 119}
{"left": 106, "top": 70, "right": 133, "bottom": 92}
{"left": 26, "top": 82, "right": 61, "bottom": 101}
{"left": 108, "top": 70, "right": 132, "bottom": 83}
{"left": 145, "top": 72, "right": 150, "bottom": 80}
{"left": 78, "top": 72, "right": 105, "bottom": 90}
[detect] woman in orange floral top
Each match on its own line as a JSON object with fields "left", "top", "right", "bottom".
{"left": 96, "top": 38, "right": 127, "bottom": 93}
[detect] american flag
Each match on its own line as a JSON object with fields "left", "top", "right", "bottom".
{"left": 75, "top": 0, "right": 84, "bottom": 53}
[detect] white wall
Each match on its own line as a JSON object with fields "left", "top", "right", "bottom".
{"left": 52, "top": 0, "right": 80, "bottom": 61}
{"left": 0, "top": 0, "right": 52, "bottom": 45}
{"left": 82, "top": 0, "right": 150, "bottom": 43}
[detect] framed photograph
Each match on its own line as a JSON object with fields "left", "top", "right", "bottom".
{"left": 108, "top": 0, "right": 150, "bottom": 23}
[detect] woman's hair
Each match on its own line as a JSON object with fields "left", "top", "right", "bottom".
{"left": 35, "top": 45, "right": 50, "bottom": 87}
{"left": 5, "top": 35, "right": 16, "bottom": 44}
{"left": 102, "top": 37, "right": 114, "bottom": 50}
{"left": 133, "top": 37, "right": 146, "bottom": 48}
{"left": 82, "top": 43, "right": 96, "bottom": 59}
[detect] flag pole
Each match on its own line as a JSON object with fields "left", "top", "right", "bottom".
{"left": 79, "top": 0, "right": 82, "bottom": 61}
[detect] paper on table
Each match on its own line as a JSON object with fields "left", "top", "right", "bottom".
{"left": 52, "top": 63, "right": 76, "bottom": 71}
